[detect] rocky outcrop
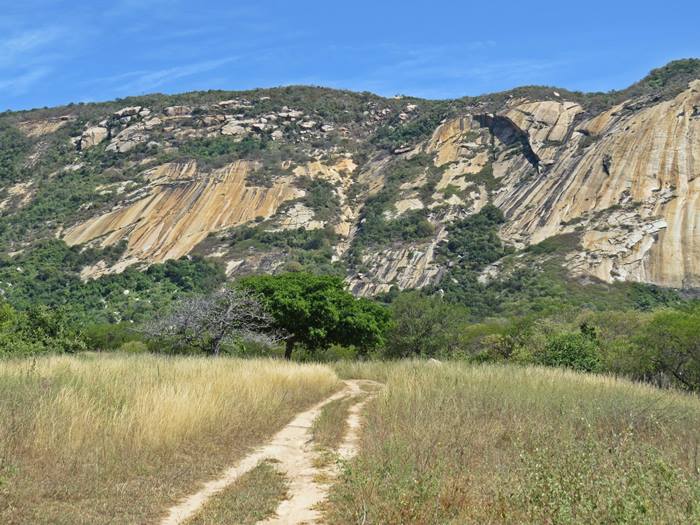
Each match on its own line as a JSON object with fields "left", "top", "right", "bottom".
{"left": 347, "top": 231, "right": 446, "bottom": 296}
{"left": 17, "top": 116, "right": 72, "bottom": 137}
{"left": 80, "top": 126, "right": 108, "bottom": 150}
{"left": 63, "top": 161, "right": 303, "bottom": 275}
{"left": 493, "top": 80, "right": 700, "bottom": 288}
{"left": 8, "top": 71, "right": 700, "bottom": 294}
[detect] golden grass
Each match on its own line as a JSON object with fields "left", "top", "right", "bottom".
{"left": 0, "top": 353, "right": 339, "bottom": 524}
{"left": 184, "top": 460, "right": 288, "bottom": 525}
{"left": 326, "top": 361, "right": 700, "bottom": 524}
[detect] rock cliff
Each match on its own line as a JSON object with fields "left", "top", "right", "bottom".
{"left": 2, "top": 60, "right": 700, "bottom": 295}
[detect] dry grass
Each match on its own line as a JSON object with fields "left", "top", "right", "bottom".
{"left": 0, "top": 353, "right": 339, "bottom": 524}
{"left": 184, "top": 460, "right": 288, "bottom": 525}
{"left": 326, "top": 361, "right": 700, "bottom": 524}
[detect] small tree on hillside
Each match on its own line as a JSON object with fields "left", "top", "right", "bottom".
{"left": 639, "top": 308, "right": 700, "bottom": 390}
{"left": 238, "top": 272, "right": 390, "bottom": 359}
{"left": 385, "top": 291, "right": 468, "bottom": 358}
{"left": 144, "top": 288, "right": 276, "bottom": 355}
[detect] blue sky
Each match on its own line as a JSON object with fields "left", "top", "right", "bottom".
{"left": 1, "top": 0, "right": 699, "bottom": 111}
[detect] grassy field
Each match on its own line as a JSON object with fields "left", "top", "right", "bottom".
{"left": 327, "top": 361, "right": 700, "bottom": 524}
{"left": 1, "top": 354, "right": 699, "bottom": 524}
{"left": 0, "top": 353, "right": 339, "bottom": 524}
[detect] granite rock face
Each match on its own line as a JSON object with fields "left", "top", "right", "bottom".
{"left": 7, "top": 68, "right": 700, "bottom": 294}
{"left": 493, "top": 81, "right": 700, "bottom": 288}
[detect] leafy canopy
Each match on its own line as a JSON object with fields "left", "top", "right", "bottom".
{"left": 238, "top": 272, "right": 390, "bottom": 358}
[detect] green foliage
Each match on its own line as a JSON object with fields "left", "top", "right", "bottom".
{"left": 442, "top": 204, "right": 510, "bottom": 271}
{"left": 296, "top": 177, "right": 340, "bottom": 222}
{"left": 0, "top": 302, "right": 85, "bottom": 356}
{"left": 83, "top": 322, "right": 141, "bottom": 351}
{"left": 215, "top": 223, "right": 344, "bottom": 276}
{"left": 385, "top": 291, "right": 468, "bottom": 358}
{"left": 463, "top": 163, "right": 501, "bottom": 192}
{"left": 0, "top": 240, "right": 226, "bottom": 325}
{"left": 639, "top": 307, "right": 700, "bottom": 390}
{"left": 118, "top": 341, "right": 148, "bottom": 354}
{"left": 177, "top": 135, "right": 269, "bottom": 169}
{"left": 0, "top": 123, "right": 31, "bottom": 183}
{"left": 435, "top": 203, "right": 513, "bottom": 313}
{"left": 238, "top": 272, "right": 390, "bottom": 358}
{"left": 372, "top": 101, "right": 453, "bottom": 151}
{"left": 536, "top": 329, "right": 601, "bottom": 372}
{"left": 526, "top": 233, "right": 581, "bottom": 255}
{"left": 350, "top": 155, "right": 440, "bottom": 259}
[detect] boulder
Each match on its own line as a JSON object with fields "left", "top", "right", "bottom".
{"left": 80, "top": 126, "right": 109, "bottom": 150}
{"left": 221, "top": 122, "right": 246, "bottom": 136}
{"left": 114, "top": 106, "right": 142, "bottom": 118}
{"left": 163, "top": 105, "right": 192, "bottom": 117}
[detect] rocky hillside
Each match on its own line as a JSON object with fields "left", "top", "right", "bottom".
{"left": 2, "top": 59, "right": 700, "bottom": 301}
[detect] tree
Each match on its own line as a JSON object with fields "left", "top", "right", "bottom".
{"left": 144, "top": 288, "right": 275, "bottom": 355}
{"left": 385, "top": 291, "right": 468, "bottom": 358}
{"left": 639, "top": 307, "right": 700, "bottom": 390}
{"left": 238, "top": 272, "right": 390, "bottom": 359}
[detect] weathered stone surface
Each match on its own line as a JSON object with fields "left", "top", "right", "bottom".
{"left": 347, "top": 231, "right": 446, "bottom": 296}
{"left": 63, "top": 161, "right": 303, "bottom": 274}
{"left": 221, "top": 122, "right": 246, "bottom": 136}
{"left": 114, "top": 106, "right": 142, "bottom": 118}
{"left": 80, "top": 126, "right": 108, "bottom": 149}
{"left": 21, "top": 75, "right": 700, "bottom": 294}
{"left": 17, "top": 118, "right": 71, "bottom": 137}
{"left": 494, "top": 80, "right": 700, "bottom": 288}
{"left": 163, "top": 105, "right": 192, "bottom": 116}
{"left": 106, "top": 124, "right": 148, "bottom": 153}
{"left": 273, "top": 202, "right": 325, "bottom": 231}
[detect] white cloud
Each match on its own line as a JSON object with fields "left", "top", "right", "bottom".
{"left": 0, "top": 27, "right": 65, "bottom": 67}
{"left": 96, "top": 57, "right": 237, "bottom": 94}
{"left": 0, "top": 66, "right": 52, "bottom": 94}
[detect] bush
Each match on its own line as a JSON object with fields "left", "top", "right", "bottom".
{"left": 537, "top": 331, "right": 601, "bottom": 372}
{"left": 385, "top": 291, "right": 468, "bottom": 358}
{"left": 118, "top": 341, "right": 148, "bottom": 354}
{"left": 84, "top": 323, "right": 139, "bottom": 351}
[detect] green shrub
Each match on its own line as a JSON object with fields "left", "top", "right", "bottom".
{"left": 385, "top": 291, "right": 468, "bottom": 358}
{"left": 537, "top": 332, "right": 601, "bottom": 372}
{"left": 638, "top": 307, "right": 700, "bottom": 390}
{"left": 118, "top": 341, "right": 148, "bottom": 353}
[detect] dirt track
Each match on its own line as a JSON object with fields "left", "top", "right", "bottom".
{"left": 161, "top": 379, "right": 380, "bottom": 525}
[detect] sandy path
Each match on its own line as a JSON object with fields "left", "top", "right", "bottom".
{"left": 160, "top": 379, "right": 379, "bottom": 525}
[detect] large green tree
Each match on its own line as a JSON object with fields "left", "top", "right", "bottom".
{"left": 238, "top": 272, "right": 390, "bottom": 359}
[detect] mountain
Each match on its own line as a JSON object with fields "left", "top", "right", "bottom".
{"left": 1, "top": 59, "right": 699, "bottom": 317}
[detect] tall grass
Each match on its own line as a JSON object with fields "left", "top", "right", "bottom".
{"left": 326, "top": 361, "right": 700, "bottom": 524}
{"left": 0, "top": 353, "right": 339, "bottom": 524}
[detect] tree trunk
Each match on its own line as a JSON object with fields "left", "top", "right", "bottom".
{"left": 212, "top": 337, "right": 223, "bottom": 356}
{"left": 284, "top": 339, "right": 294, "bottom": 360}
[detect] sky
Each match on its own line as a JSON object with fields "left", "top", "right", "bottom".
{"left": 1, "top": 0, "right": 699, "bottom": 111}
